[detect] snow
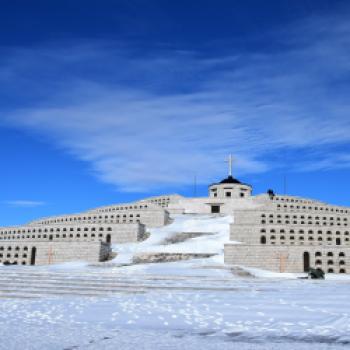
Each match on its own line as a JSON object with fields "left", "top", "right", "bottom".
{"left": 1, "top": 274, "right": 350, "bottom": 349}
{"left": 0, "top": 214, "right": 350, "bottom": 350}
{"left": 112, "top": 214, "right": 234, "bottom": 264}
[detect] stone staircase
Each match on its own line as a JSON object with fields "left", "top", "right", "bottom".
{"left": 0, "top": 267, "right": 244, "bottom": 299}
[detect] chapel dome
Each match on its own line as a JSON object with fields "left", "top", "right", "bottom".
{"left": 219, "top": 175, "right": 243, "bottom": 184}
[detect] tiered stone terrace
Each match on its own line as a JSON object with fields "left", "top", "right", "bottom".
{"left": 225, "top": 194, "right": 350, "bottom": 273}
{"left": 30, "top": 201, "right": 170, "bottom": 228}
{"left": 0, "top": 200, "right": 170, "bottom": 266}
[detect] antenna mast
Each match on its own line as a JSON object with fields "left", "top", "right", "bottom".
{"left": 283, "top": 174, "right": 287, "bottom": 195}
{"left": 194, "top": 174, "right": 197, "bottom": 197}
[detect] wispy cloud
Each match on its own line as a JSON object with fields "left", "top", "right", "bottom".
{"left": 2, "top": 14, "right": 350, "bottom": 191}
{"left": 4, "top": 200, "right": 46, "bottom": 208}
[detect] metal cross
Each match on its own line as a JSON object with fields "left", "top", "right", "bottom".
{"left": 225, "top": 154, "right": 233, "bottom": 177}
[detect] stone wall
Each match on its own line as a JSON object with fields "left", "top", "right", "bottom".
{"left": 230, "top": 224, "right": 350, "bottom": 246}
{"left": 138, "top": 194, "right": 184, "bottom": 208}
{"left": 167, "top": 196, "right": 263, "bottom": 215}
{"left": 0, "top": 223, "right": 146, "bottom": 244}
{"left": 226, "top": 194, "right": 350, "bottom": 274}
{"left": 0, "top": 241, "right": 110, "bottom": 266}
{"left": 271, "top": 195, "right": 350, "bottom": 215}
{"left": 208, "top": 183, "right": 252, "bottom": 199}
{"left": 225, "top": 243, "right": 350, "bottom": 273}
{"left": 0, "top": 196, "right": 171, "bottom": 265}
{"left": 29, "top": 206, "right": 169, "bottom": 228}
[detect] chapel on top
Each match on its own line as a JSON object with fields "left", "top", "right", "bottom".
{"left": 209, "top": 155, "right": 252, "bottom": 202}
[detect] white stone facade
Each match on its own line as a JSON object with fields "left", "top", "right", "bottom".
{"left": 224, "top": 193, "right": 350, "bottom": 274}
{"left": 0, "top": 200, "right": 169, "bottom": 265}
{"left": 30, "top": 201, "right": 169, "bottom": 228}
{"left": 208, "top": 180, "right": 252, "bottom": 199}
{"left": 225, "top": 244, "right": 349, "bottom": 274}
{"left": 0, "top": 241, "right": 110, "bottom": 266}
{"left": 0, "top": 223, "right": 146, "bottom": 244}
{"left": 2, "top": 171, "right": 350, "bottom": 273}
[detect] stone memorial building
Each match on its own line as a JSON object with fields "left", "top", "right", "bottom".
{"left": 1, "top": 155, "right": 349, "bottom": 273}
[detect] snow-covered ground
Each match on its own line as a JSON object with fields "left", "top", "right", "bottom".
{"left": 0, "top": 214, "right": 350, "bottom": 350}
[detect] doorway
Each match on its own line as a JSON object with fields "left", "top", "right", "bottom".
{"left": 106, "top": 234, "right": 111, "bottom": 244}
{"left": 30, "top": 247, "right": 36, "bottom": 266}
{"left": 303, "top": 252, "right": 310, "bottom": 272}
{"left": 336, "top": 238, "right": 341, "bottom": 245}
{"left": 211, "top": 205, "right": 220, "bottom": 214}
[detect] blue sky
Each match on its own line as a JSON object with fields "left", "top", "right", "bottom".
{"left": 1, "top": 0, "right": 350, "bottom": 226}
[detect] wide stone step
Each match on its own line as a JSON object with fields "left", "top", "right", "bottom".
{"left": 0, "top": 279, "right": 245, "bottom": 292}
{"left": 0, "top": 293, "right": 42, "bottom": 299}
{"left": 0, "top": 275, "right": 219, "bottom": 287}
{"left": 0, "top": 267, "right": 247, "bottom": 299}
{"left": 0, "top": 273, "right": 236, "bottom": 284}
{"left": 0, "top": 273, "right": 238, "bottom": 284}
{"left": 0, "top": 288, "right": 140, "bottom": 298}
{"left": 0, "top": 281, "right": 147, "bottom": 291}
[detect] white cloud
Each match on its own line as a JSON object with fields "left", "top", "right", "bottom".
{"left": 2, "top": 14, "right": 350, "bottom": 191}
{"left": 298, "top": 152, "right": 350, "bottom": 172}
{"left": 4, "top": 200, "right": 46, "bottom": 208}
